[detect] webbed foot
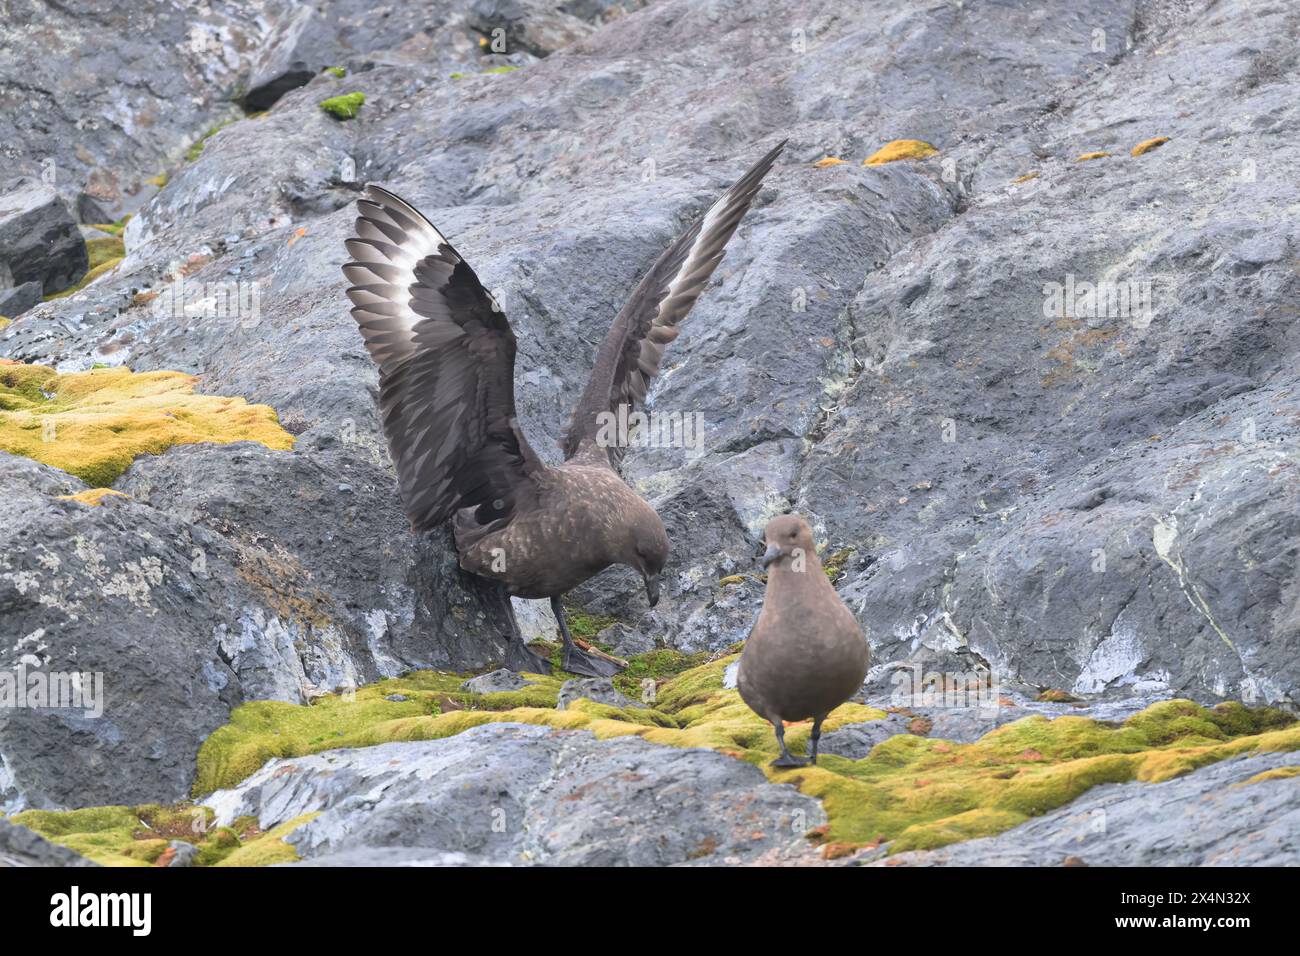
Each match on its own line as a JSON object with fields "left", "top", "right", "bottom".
{"left": 504, "top": 635, "right": 553, "bottom": 675}
{"left": 561, "top": 643, "right": 626, "bottom": 678}
{"left": 770, "top": 753, "right": 810, "bottom": 769}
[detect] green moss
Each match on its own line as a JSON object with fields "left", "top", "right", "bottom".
{"left": 611, "top": 648, "right": 711, "bottom": 702}
{"left": 450, "top": 65, "right": 520, "bottom": 79}
{"left": 319, "top": 92, "right": 365, "bottom": 120}
{"left": 0, "top": 361, "right": 295, "bottom": 487}
{"left": 214, "top": 813, "right": 319, "bottom": 866}
{"left": 193, "top": 669, "right": 573, "bottom": 794}
{"left": 651, "top": 655, "right": 734, "bottom": 712}
{"left": 821, "top": 546, "right": 856, "bottom": 582}
{"left": 562, "top": 604, "right": 618, "bottom": 644}
{"left": 11, "top": 802, "right": 228, "bottom": 867}
{"left": 37, "top": 656, "right": 1300, "bottom": 867}
{"left": 324, "top": 66, "right": 346, "bottom": 78}
{"left": 87, "top": 215, "right": 131, "bottom": 237}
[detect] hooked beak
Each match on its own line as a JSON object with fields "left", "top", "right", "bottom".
{"left": 644, "top": 574, "right": 660, "bottom": 608}
{"left": 761, "top": 543, "right": 781, "bottom": 569}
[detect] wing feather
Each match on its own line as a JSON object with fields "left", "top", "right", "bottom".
{"left": 561, "top": 140, "right": 785, "bottom": 467}
{"left": 343, "top": 184, "right": 543, "bottom": 532}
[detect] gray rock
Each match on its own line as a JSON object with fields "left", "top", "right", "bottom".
{"left": 0, "top": 819, "right": 96, "bottom": 867}
{"left": 0, "top": 448, "right": 508, "bottom": 811}
{"left": 74, "top": 193, "right": 112, "bottom": 226}
{"left": 0, "top": 280, "right": 42, "bottom": 319}
{"left": 557, "top": 676, "right": 642, "bottom": 710}
{"left": 461, "top": 668, "right": 536, "bottom": 694}
{"left": 467, "top": 0, "right": 604, "bottom": 59}
{"left": 206, "top": 723, "right": 826, "bottom": 866}
{"left": 511, "top": 596, "right": 559, "bottom": 643}
{"left": 597, "top": 622, "right": 656, "bottom": 659}
{"left": 866, "top": 751, "right": 1300, "bottom": 866}
{"left": 818, "top": 713, "right": 917, "bottom": 760}
{"left": 162, "top": 840, "right": 201, "bottom": 868}
{"left": 242, "top": 4, "right": 321, "bottom": 112}
{"left": 826, "top": 688, "right": 1180, "bottom": 759}
{"left": 0, "top": 179, "right": 87, "bottom": 296}
{"left": 241, "top": 0, "right": 617, "bottom": 112}
{"left": 2, "top": 0, "right": 1298, "bottom": 819}
{"left": 0, "top": 2, "right": 274, "bottom": 220}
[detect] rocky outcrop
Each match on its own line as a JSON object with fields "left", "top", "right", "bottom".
{"left": 0, "top": 0, "right": 1296, "bottom": 838}
{"left": 206, "top": 723, "right": 826, "bottom": 866}
{"left": 0, "top": 179, "right": 87, "bottom": 298}
{"left": 0, "top": 819, "right": 96, "bottom": 867}
{"left": 0, "top": 447, "right": 516, "bottom": 811}
{"left": 867, "top": 751, "right": 1300, "bottom": 867}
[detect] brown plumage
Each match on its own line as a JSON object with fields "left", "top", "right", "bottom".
{"left": 342, "top": 141, "right": 785, "bottom": 676}
{"left": 738, "top": 514, "right": 871, "bottom": 766}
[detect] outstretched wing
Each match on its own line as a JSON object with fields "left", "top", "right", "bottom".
{"left": 561, "top": 140, "right": 785, "bottom": 467}
{"left": 343, "top": 185, "right": 543, "bottom": 532}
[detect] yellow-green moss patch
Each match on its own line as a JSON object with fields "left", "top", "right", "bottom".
{"left": 1011, "top": 171, "right": 1039, "bottom": 184}
{"left": 821, "top": 546, "right": 856, "bottom": 582}
{"left": 36, "top": 653, "right": 1294, "bottom": 867}
{"left": 10, "top": 803, "right": 229, "bottom": 867}
{"left": 1131, "top": 136, "right": 1170, "bottom": 156}
{"left": 562, "top": 604, "right": 617, "bottom": 643}
{"left": 864, "top": 139, "right": 937, "bottom": 166}
{"left": 55, "top": 487, "right": 133, "bottom": 507}
{"left": 213, "top": 813, "right": 319, "bottom": 866}
{"left": 1239, "top": 765, "right": 1300, "bottom": 786}
{"left": 611, "top": 648, "right": 711, "bottom": 702}
{"left": 0, "top": 361, "right": 295, "bottom": 486}
{"left": 450, "top": 65, "right": 520, "bottom": 79}
{"left": 196, "top": 654, "right": 1299, "bottom": 861}
{"left": 813, "top": 156, "right": 847, "bottom": 168}
{"left": 87, "top": 215, "right": 131, "bottom": 237}
{"left": 1076, "top": 150, "right": 1112, "bottom": 162}
{"left": 319, "top": 92, "right": 365, "bottom": 119}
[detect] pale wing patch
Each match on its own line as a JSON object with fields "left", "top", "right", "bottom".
{"left": 344, "top": 186, "right": 454, "bottom": 373}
